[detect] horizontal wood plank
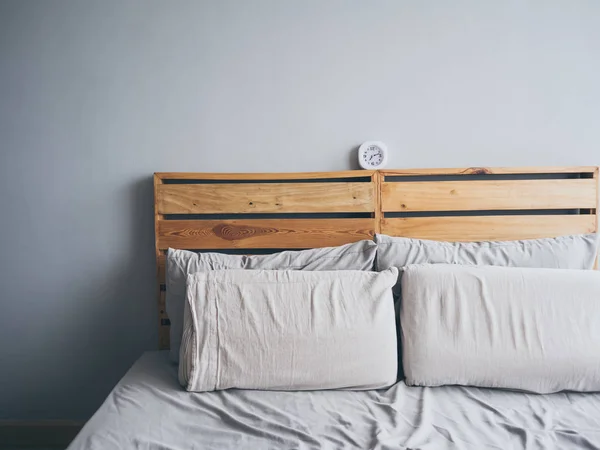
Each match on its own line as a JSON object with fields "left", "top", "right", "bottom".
{"left": 155, "top": 170, "right": 374, "bottom": 180}
{"left": 381, "top": 166, "right": 598, "bottom": 176}
{"left": 382, "top": 179, "right": 597, "bottom": 212}
{"left": 157, "top": 218, "right": 375, "bottom": 249}
{"left": 157, "top": 182, "right": 374, "bottom": 214}
{"left": 381, "top": 215, "right": 597, "bottom": 242}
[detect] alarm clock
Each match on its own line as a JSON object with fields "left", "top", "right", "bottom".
{"left": 358, "top": 141, "right": 388, "bottom": 170}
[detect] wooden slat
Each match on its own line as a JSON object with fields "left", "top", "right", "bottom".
{"left": 158, "top": 289, "right": 169, "bottom": 350}
{"left": 157, "top": 253, "right": 166, "bottom": 284}
{"left": 381, "top": 166, "right": 598, "bottom": 176}
{"left": 155, "top": 170, "right": 374, "bottom": 180}
{"left": 594, "top": 167, "right": 600, "bottom": 224}
{"left": 157, "top": 218, "right": 375, "bottom": 250}
{"left": 595, "top": 168, "right": 599, "bottom": 270}
{"left": 157, "top": 182, "right": 374, "bottom": 214}
{"left": 381, "top": 179, "right": 597, "bottom": 212}
{"left": 381, "top": 215, "right": 597, "bottom": 242}
{"left": 154, "top": 174, "right": 166, "bottom": 350}
{"left": 373, "top": 172, "right": 382, "bottom": 234}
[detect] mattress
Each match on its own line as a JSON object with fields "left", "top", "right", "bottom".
{"left": 68, "top": 351, "right": 600, "bottom": 450}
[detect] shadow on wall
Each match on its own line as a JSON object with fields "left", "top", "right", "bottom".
{"left": 348, "top": 146, "right": 361, "bottom": 170}
{"left": 76, "top": 175, "right": 158, "bottom": 418}
{"left": 72, "top": 175, "right": 158, "bottom": 418}
{"left": 13, "top": 175, "right": 158, "bottom": 420}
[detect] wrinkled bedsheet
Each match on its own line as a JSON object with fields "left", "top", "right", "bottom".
{"left": 68, "top": 351, "right": 600, "bottom": 450}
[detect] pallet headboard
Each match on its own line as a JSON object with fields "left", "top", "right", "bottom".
{"left": 154, "top": 166, "right": 599, "bottom": 349}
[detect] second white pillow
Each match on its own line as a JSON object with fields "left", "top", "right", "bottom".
{"left": 401, "top": 264, "right": 600, "bottom": 393}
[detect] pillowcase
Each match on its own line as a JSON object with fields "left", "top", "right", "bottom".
{"left": 167, "top": 240, "right": 378, "bottom": 362}
{"left": 376, "top": 233, "right": 599, "bottom": 298}
{"left": 179, "top": 268, "right": 399, "bottom": 392}
{"left": 401, "top": 264, "right": 600, "bottom": 393}
{"left": 375, "top": 233, "right": 599, "bottom": 379}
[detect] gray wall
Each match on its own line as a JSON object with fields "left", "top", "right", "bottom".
{"left": 0, "top": 0, "right": 598, "bottom": 420}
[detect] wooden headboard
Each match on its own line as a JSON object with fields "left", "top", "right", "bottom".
{"left": 154, "top": 166, "right": 599, "bottom": 349}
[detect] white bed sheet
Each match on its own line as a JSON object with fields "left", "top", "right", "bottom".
{"left": 68, "top": 351, "right": 600, "bottom": 450}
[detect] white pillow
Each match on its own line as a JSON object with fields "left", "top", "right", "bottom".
{"left": 376, "top": 233, "right": 599, "bottom": 380}
{"left": 376, "top": 233, "right": 599, "bottom": 298}
{"left": 401, "top": 264, "right": 600, "bottom": 394}
{"left": 179, "top": 268, "right": 398, "bottom": 392}
{"left": 167, "top": 240, "right": 378, "bottom": 362}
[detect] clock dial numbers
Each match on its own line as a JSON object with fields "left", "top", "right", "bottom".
{"left": 364, "top": 147, "right": 382, "bottom": 166}
{"left": 358, "top": 141, "right": 388, "bottom": 169}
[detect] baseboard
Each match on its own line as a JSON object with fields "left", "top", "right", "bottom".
{"left": 0, "top": 420, "right": 84, "bottom": 449}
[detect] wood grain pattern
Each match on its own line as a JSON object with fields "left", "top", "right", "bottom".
{"left": 595, "top": 168, "right": 599, "bottom": 270}
{"left": 155, "top": 170, "right": 374, "bottom": 180}
{"left": 157, "top": 182, "right": 374, "bottom": 214}
{"left": 381, "top": 215, "right": 597, "bottom": 242}
{"left": 381, "top": 166, "right": 598, "bottom": 176}
{"left": 157, "top": 219, "right": 375, "bottom": 249}
{"left": 373, "top": 171, "right": 382, "bottom": 234}
{"left": 381, "top": 179, "right": 597, "bottom": 212}
{"left": 157, "top": 253, "right": 166, "bottom": 284}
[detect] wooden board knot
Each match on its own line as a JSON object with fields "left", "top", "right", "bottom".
{"left": 213, "top": 223, "right": 276, "bottom": 241}
{"left": 463, "top": 167, "right": 492, "bottom": 175}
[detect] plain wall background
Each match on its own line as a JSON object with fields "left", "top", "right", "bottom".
{"left": 0, "top": 0, "right": 598, "bottom": 420}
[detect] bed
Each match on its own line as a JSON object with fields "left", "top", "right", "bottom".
{"left": 68, "top": 166, "right": 600, "bottom": 450}
{"left": 69, "top": 350, "right": 600, "bottom": 449}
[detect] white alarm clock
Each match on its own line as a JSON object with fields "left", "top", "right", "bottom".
{"left": 358, "top": 141, "right": 388, "bottom": 169}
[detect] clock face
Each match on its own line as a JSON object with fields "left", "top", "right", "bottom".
{"left": 358, "top": 141, "right": 388, "bottom": 169}
{"left": 362, "top": 145, "right": 384, "bottom": 166}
